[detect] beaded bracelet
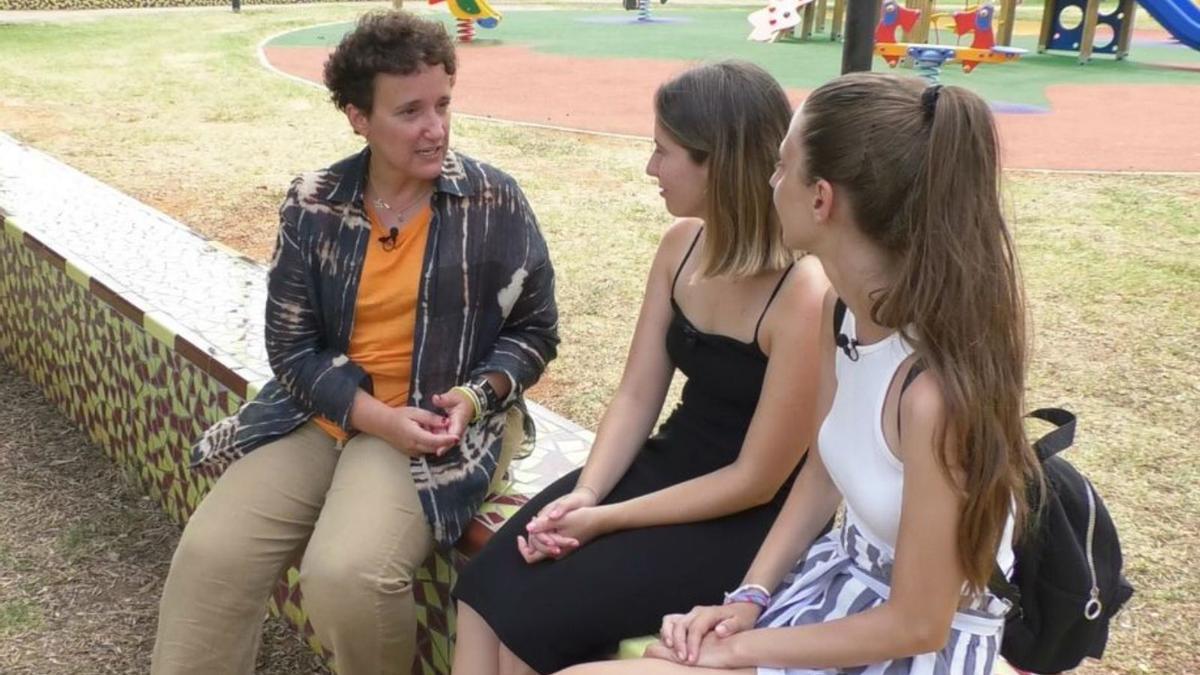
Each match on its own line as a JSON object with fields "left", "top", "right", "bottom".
{"left": 723, "top": 583, "right": 772, "bottom": 609}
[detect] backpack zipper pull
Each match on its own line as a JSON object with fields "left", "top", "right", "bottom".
{"left": 1084, "top": 480, "right": 1103, "bottom": 621}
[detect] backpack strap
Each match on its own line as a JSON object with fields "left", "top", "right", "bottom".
{"left": 901, "top": 360, "right": 926, "bottom": 393}
{"left": 989, "top": 565, "right": 1022, "bottom": 618}
{"left": 1029, "top": 407, "right": 1076, "bottom": 461}
{"left": 896, "top": 360, "right": 926, "bottom": 440}
{"left": 832, "top": 297, "right": 847, "bottom": 340}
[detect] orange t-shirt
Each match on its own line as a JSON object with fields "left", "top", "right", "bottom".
{"left": 314, "top": 203, "right": 432, "bottom": 442}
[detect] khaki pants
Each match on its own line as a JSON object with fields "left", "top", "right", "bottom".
{"left": 151, "top": 422, "right": 435, "bottom": 675}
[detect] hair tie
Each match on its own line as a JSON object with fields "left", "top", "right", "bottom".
{"left": 921, "top": 84, "right": 943, "bottom": 120}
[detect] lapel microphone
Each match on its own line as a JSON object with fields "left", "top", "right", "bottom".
{"left": 378, "top": 227, "right": 399, "bottom": 251}
{"left": 835, "top": 332, "right": 861, "bottom": 362}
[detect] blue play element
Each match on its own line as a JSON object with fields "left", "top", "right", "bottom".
{"left": 1044, "top": 0, "right": 1129, "bottom": 54}
{"left": 477, "top": 17, "right": 499, "bottom": 28}
{"left": 1137, "top": 0, "right": 1200, "bottom": 50}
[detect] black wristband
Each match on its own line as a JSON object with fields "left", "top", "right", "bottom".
{"left": 469, "top": 377, "right": 501, "bottom": 416}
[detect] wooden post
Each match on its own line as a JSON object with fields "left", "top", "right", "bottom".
{"left": 1078, "top": 0, "right": 1102, "bottom": 63}
{"left": 392, "top": 0, "right": 403, "bottom": 7}
{"left": 831, "top": 0, "right": 847, "bottom": 40}
{"left": 816, "top": 0, "right": 829, "bottom": 33}
{"left": 997, "top": 0, "right": 1017, "bottom": 45}
{"left": 802, "top": 0, "right": 818, "bottom": 39}
{"left": 1115, "top": 0, "right": 1137, "bottom": 59}
{"left": 1037, "top": 0, "right": 1058, "bottom": 52}
{"left": 906, "top": 0, "right": 932, "bottom": 43}
{"left": 842, "top": 0, "right": 881, "bottom": 72}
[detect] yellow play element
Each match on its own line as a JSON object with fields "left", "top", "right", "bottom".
{"left": 441, "top": 0, "right": 502, "bottom": 23}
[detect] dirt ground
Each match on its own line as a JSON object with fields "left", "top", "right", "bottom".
{"left": 0, "top": 362, "right": 329, "bottom": 674}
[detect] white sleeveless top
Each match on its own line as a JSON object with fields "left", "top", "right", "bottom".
{"left": 818, "top": 307, "right": 1015, "bottom": 573}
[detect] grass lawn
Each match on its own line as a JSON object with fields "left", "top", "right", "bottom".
{"left": 1, "top": 3, "right": 1198, "bottom": 673}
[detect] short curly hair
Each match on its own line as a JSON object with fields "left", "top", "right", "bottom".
{"left": 323, "top": 10, "right": 457, "bottom": 114}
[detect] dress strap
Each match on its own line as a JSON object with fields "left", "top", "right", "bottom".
{"left": 670, "top": 227, "right": 704, "bottom": 302}
{"left": 752, "top": 262, "right": 797, "bottom": 345}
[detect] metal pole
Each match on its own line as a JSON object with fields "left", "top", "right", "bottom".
{"left": 840, "top": 0, "right": 880, "bottom": 73}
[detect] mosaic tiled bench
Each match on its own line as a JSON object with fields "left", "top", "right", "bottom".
{"left": 0, "top": 133, "right": 591, "bottom": 674}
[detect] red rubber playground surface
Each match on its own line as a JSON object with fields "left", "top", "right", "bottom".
{"left": 263, "top": 11, "right": 1200, "bottom": 173}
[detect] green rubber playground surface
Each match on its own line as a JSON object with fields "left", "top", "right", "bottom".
{"left": 268, "top": 7, "right": 1200, "bottom": 108}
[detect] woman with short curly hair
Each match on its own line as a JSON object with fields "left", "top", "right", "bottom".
{"left": 151, "top": 11, "right": 558, "bottom": 675}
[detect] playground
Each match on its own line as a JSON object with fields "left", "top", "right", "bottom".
{"left": 263, "top": 4, "right": 1200, "bottom": 171}
{"left": 0, "top": 2, "right": 1197, "bottom": 674}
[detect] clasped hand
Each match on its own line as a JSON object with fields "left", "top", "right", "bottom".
{"left": 383, "top": 389, "right": 475, "bottom": 457}
{"left": 516, "top": 487, "right": 611, "bottom": 563}
{"left": 644, "top": 601, "right": 762, "bottom": 667}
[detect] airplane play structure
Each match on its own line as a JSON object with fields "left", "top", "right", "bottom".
{"left": 748, "top": 0, "right": 819, "bottom": 41}
{"left": 748, "top": 0, "right": 1199, "bottom": 63}
{"left": 430, "top": 0, "right": 502, "bottom": 42}
{"left": 748, "top": 0, "right": 845, "bottom": 42}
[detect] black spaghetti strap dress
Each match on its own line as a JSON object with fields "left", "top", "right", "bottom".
{"left": 453, "top": 231, "right": 804, "bottom": 673}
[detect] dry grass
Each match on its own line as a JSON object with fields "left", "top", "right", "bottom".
{"left": 0, "top": 4, "right": 1198, "bottom": 673}
{"left": 0, "top": 362, "right": 330, "bottom": 673}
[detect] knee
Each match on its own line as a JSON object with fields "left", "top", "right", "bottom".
{"left": 300, "top": 545, "right": 417, "bottom": 603}
{"left": 169, "top": 509, "right": 244, "bottom": 578}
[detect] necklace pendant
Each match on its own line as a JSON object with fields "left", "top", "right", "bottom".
{"left": 373, "top": 196, "right": 390, "bottom": 211}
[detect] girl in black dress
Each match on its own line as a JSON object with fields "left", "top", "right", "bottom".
{"left": 452, "top": 61, "right": 830, "bottom": 675}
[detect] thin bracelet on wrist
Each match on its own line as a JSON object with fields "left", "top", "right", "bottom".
{"left": 574, "top": 484, "right": 600, "bottom": 502}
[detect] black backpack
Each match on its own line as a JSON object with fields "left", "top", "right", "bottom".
{"left": 989, "top": 408, "right": 1135, "bottom": 674}
{"left": 832, "top": 300, "right": 1134, "bottom": 674}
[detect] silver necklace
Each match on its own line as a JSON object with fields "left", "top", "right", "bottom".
{"left": 370, "top": 182, "right": 432, "bottom": 222}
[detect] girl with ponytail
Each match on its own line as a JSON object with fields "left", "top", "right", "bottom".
{"left": 561, "top": 72, "right": 1042, "bottom": 675}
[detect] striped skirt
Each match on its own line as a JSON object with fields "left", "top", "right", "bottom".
{"left": 755, "top": 519, "right": 1010, "bottom": 675}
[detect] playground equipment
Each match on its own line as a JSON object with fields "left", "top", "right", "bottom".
{"left": 748, "top": 0, "right": 849, "bottom": 41}
{"left": 1038, "top": 0, "right": 1136, "bottom": 61}
{"left": 874, "top": 0, "right": 1026, "bottom": 76}
{"left": 752, "top": 0, "right": 1196, "bottom": 64}
{"left": 748, "top": 0, "right": 815, "bottom": 41}
{"left": 887, "top": 0, "right": 1018, "bottom": 45}
{"left": 624, "top": 0, "right": 670, "bottom": 23}
{"left": 430, "top": 0, "right": 501, "bottom": 42}
{"left": 1038, "top": 0, "right": 1199, "bottom": 62}
{"left": 1137, "top": 0, "right": 1200, "bottom": 50}
{"left": 749, "top": 0, "right": 1017, "bottom": 45}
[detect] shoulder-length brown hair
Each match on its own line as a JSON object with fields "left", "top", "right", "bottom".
{"left": 799, "top": 72, "right": 1043, "bottom": 595}
{"left": 655, "top": 61, "right": 794, "bottom": 277}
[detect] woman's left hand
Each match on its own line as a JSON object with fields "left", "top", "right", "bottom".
{"left": 525, "top": 504, "right": 616, "bottom": 558}
{"left": 644, "top": 633, "right": 740, "bottom": 669}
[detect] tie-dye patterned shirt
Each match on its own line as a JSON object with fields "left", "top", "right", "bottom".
{"left": 192, "top": 147, "right": 559, "bottom": 547}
